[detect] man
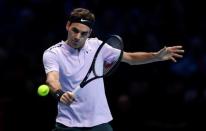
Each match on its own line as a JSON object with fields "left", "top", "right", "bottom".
{"left": 43, "top": 8, "right": 184, "bottom": 131}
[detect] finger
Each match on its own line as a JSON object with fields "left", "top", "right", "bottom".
{"left": 172, "top": 45, "right": 182, "bottom": 48}
{"left": 173, "top": 53, "right": 183, "bottom": 58}
{"left": 60, "top": 97, "right": 69, "bottom": 104}
{"left": 65, "top": 93, "right": 74, "bottom": 101}
{"left": 168, "top": 46, "right": 183, "bottom": 51}
{"left": 170, "top": 56, "right": 176, "bottom": 62}
{"left": 168, "top": 46, "right": 183, "bottom": 50}
{"left": 168, "top": 48, "right": 184, "bottom": 54}
{"left": 68, "top": 92, "right": 76, "bottom": 102}
{"left": 68, "top": 92, "right": 75, "bottom": 98}
{"left": 62, "top": 93, "right": 74, "bottom": 104}
{"left": 174, "top": 50, "right": 184, "bottom": 53}
{"left": 63, "top": 93, "right": 69, "bottom": 99}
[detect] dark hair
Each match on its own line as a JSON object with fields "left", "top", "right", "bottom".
{"left": 69, "top": 8, "right": 95, "bottom": 28}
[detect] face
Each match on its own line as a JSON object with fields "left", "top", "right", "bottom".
{"left": 66, "top": 22, "right": 91, "bottom": 49}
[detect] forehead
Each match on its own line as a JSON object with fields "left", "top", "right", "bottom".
{"left": 69, "top": 23, "right": 90, "bottom": 32}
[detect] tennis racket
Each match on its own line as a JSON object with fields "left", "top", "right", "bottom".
{"left": 72, "top": 35, "right": 124, "bottom": 96}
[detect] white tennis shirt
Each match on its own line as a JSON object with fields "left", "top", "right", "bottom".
{"left": 43, "top": 38, "right": 120, "bottom": 127}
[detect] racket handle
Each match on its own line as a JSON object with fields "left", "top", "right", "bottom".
{"left": 72, "top": 85, "right": 81, "bottom": 96}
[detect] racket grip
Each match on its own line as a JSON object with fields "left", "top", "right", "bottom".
{"left": 72, "top": 85, "right": 81, "bottom": 96}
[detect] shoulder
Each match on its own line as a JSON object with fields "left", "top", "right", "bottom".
{"left": 87, "top": 37, "right": 102, "bottom": 44}
{"left": 44, "top": 41, "right": 64, "bottom": 54}
{"left": 86, "top": 37, "right": 102, "bottom": 49}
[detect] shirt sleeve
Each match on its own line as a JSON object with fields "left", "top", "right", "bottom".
{"left": 42, "top": 50, "right": 59, "bottom": 74}
{"left": 102, "top": 43, "right": 121, "bottom": 64}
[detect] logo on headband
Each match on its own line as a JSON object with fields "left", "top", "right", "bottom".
{"left": 69, "top": 16, "right": 94, "bottom": 28}
{"left": 80, "top": 19, "right": 88, "bottom": 22}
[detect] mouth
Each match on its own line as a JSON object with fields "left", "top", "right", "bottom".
{"left": 72, "top": 41, "right": 80, "bottom": 46}
{"left": 71, "top": 40, "right": 82, "bottom": 48}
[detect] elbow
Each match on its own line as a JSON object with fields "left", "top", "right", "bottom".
{"left": 127, "top": 61, "right": 133, "bottom": 65}
{"left": 122, "top": 52, "right": 136, "bottom": 65}
{"left": 125, "top": 60, "right": 142, "bottom": 65}
{"left": 125, "top": 60, "right": 135, "bottom": 65}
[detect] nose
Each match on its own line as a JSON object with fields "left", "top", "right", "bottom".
{"left": 74, "top": 33, "right": 81, "bottom": 40}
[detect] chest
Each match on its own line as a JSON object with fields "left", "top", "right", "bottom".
{"left": 58, "top": 49, "right": 96, "bottom": 77}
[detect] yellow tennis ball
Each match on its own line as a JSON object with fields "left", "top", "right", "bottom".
{"left": 37, "top": 84, "right": 50, "bottom": 96}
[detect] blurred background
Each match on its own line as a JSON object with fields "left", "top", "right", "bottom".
{"left": 0, "top": 0, "right": 205, "bottom": 130}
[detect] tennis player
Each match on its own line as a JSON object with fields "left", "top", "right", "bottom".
{"left": 42, "top": 8, "right": 184, "bottom": 131}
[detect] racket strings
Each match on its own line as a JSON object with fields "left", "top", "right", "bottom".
{"left": 103, "top": 60, "right": 117, "bottom": 74}
{"left": 94, "top": 35, "right": 123, "bottom": 77}
{"left": 106, "top": 37, "right": 122, "bottom": 49}
{"left": 103, "top": 36, "right": 123, "bottom": 75}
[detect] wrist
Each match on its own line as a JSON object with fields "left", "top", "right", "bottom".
{"left": 53, "top": 89, "right": 65, "bottom": 101}
{"left": 152, "top": 52, "right": 160, "bottom": 61}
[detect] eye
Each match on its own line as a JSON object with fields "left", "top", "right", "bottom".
{"left": 81, "top": 32, "right": 88, "bottom": 37}
{"left": 71, "top": 28, "right": 79, "bottom": 33}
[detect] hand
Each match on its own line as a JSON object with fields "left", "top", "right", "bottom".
{"left": 157, "top": 45, "right": 184, "bottom": 62}
{"left": 60, "top": 91, "right": 75, "bottom": 104}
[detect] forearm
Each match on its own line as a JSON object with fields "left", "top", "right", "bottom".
{"left": 122, "top": 52, "right": 160, "bottom": 65}
{"left": 46, "top": 71, "right": 62, "bottom": 93}
{"left": 46, "top": 75, "right": 66, "bottom": 102}
{"left": 46, "top": 79, "right": 62, "bottom": 93}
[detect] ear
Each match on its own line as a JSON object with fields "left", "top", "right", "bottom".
{"left": 88, "top": 29, "right": 92, "bottom": 37}
{"left": 66, "top": 21, "right": 71, "bottom": 31}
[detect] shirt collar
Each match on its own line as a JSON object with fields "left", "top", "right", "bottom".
{"left": 62, "top": 39, "right": 90, "bottom": 53}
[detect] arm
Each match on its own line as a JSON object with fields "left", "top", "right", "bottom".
{"left": 46, "top": 71, "right": 61, "bottom": 93}
{"left": 46, "top": 71, "right": 74, "bottom": 104}
{"left": 122, "top": 46, "right": 184, "bottom": 65}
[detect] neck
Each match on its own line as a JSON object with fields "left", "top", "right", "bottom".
{"left": 65, "top": 40, "right": 82, "bottom": 51}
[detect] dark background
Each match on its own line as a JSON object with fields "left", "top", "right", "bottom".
{"left": 0, "top": 0, "right": 205, "bottom": 130}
